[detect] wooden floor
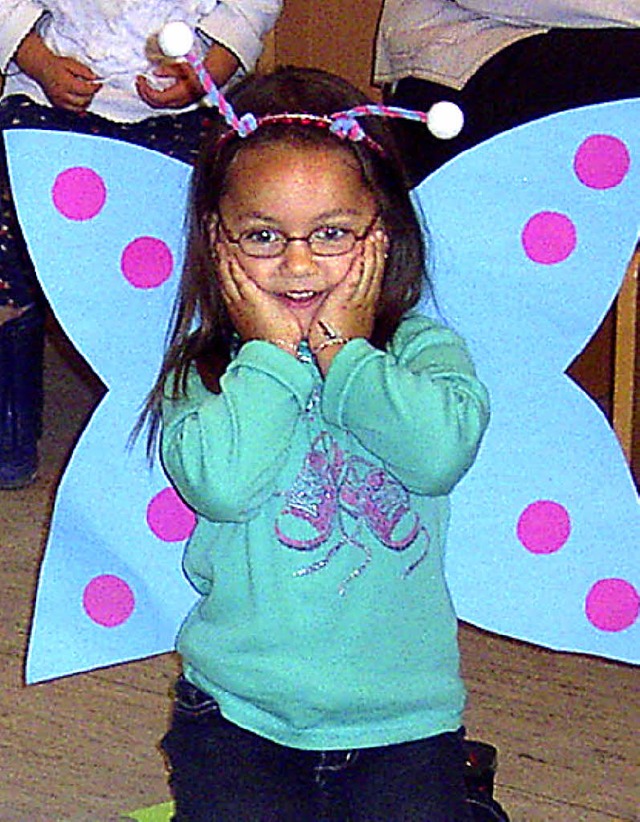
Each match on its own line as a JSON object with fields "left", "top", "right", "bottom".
{"left": 0, "top": 330, "right": 638, "bottom": 822}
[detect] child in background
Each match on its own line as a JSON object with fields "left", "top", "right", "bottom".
{"left": 375, "top": 0, "right": 640, "bottom": 185}
{"left": 0, "top": 0, "right": 281, "bottom": 488}
{"left": 144, "top": 64, "right": 490, "bottom": 820}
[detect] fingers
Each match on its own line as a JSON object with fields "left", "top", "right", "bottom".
{"left": 135, "top": 76, "right": 180, "bottom": 109}
{"left": 327, "top": 228, "right": 387, "bottom": 311}
{"left": 352, "top": 228, "right": 387, "bottom": 302}
{"left": 214, "top": 240, "right": 302, "bottom": 348}
{"left": 310, "top": 228, "right": 388, "bottom": 350}
{"left": 136, "top": 63, "right": 202, "bottom": 109}
{"left": 136, "top": 78, "right": 190, "bottom": 110}
{"left": 43, "top": 64, "right": 100, "bottom": 111}
{"left": 216, "top": 242, "right": 249, "bottom": 305}
{"left": 215, "top": 245, "right": 261, "bottom": 342}
{"left": 67, "top": 59, "right": 100, "bottom": 83}
{"left": 54, "top": 58, "right": 100, "bottom": 109}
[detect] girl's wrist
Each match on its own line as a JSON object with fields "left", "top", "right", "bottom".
{"left": 312, "top": 338, "right": 352, "bottom": 378}
{"left": 203, "top": 44, "right": 240, "bottom": 89}
{"left": 311, "top": 335, "right": 353, "bottom": 355}
{"left": 310, "top": 320, "right": 355, "bottom": 356}
{"left": 14, "top": 31, "right": 50, "bottom": 82}
{"left": 264, "top": 338, "right": 300, "bottom": 357}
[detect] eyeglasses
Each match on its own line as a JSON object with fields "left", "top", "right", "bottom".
{"left": 218, "top": 213, "right": 380, "bottom": 259}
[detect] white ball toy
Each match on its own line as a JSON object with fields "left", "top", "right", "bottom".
{"left": 158, "top": 21, "right": 194, "bottom": 58}
{"left": 427, "top": 101, "right": 464, "bottom": 140}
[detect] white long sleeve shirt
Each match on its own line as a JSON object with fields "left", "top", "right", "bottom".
{"left": 458, "top": 1, "right": 640, "bottom": 27}
{"left": 375, "top": 0, "right": 640, "bottom": 88}
{"left": 0, "top": 0, "right": 281, "bottom": 121}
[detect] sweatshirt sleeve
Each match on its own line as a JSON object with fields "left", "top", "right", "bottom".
{"left": 197, "top": 0, "right": 282, "bottom": 71}
{"left": 0, "top": 1, "right": 43, "bottom": 72}
{"left": 321, "top": 315, "right": 490, "bottom": 497}
{"left": 161, "top": 341, "right": 315, "bottom": 522}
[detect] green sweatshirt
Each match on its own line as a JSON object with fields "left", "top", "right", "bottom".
{"left": 161, "top": 314, "right": 490, "bottom": 750}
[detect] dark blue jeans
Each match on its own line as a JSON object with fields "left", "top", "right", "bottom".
{"left": 160, "top": 677, "right": 473, "bottom": 821}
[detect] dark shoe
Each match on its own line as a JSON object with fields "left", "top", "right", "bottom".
{"left": 0, "top": 446, "right": 37, "bottom": 489}
{"left": 464, "top": 740, "right": 511, "bottom": 821}
{"left": 0, "top": 304, "right": 44, "bottom": 489}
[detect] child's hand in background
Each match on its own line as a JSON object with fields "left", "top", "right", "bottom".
{"left": 136, "top": 60, "right": 202, "bottom": 109}
{"left": 216, "top": 243, "right": 303, "bottom": 355}
{"left": 309, "top": 228, "right": 387, "bottom": 367}
{"left": 136, "top": 44, "right": 239, "bottom": 109}
{"left": 14, "top": 32, "right": 100, "bottom": 112}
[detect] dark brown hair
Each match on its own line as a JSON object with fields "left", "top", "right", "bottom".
{"left": 137, "top": 66, "right": 432, "bottom": 457}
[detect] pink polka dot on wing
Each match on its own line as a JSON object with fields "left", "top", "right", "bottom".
{"left": 585, "top": 578, "right": 639, "bottom": 632}
{"left": 52, "top": 166, "right": 107, "bottom": 221}
{"left": 147, "top": 487, "right": 196, "bottom": 542}
{"left": 517, "top": 500, "right": 571, "bottom": 554}
{"left": 522, "top": 212, "right": 577, "bottom": 265}
{"left": 574, "top": 134, "right": 631, "bottom": 190}
{"left": 121, "top": 236, "right": 174, "bottom": 289}
{"left": 83, "top": 574, "right": 135, "bottom": 627}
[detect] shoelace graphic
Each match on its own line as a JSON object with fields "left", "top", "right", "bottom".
{"left": 277, "top": 433, "right": 430, "bottom": 593}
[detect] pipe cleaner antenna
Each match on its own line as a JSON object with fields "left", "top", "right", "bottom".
{"left": 342, "top": 101, "right": 464, "bottom": 140}
{"left": 158, "top": 21, "right": 256, "bottom": 135}
{"left": 157, "top": 22, "right": 463, "bottom": 141}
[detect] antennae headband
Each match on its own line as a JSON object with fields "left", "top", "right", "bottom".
{"left": 214, "top": 112, "right": 388, "bottom": 154}
{"left": 158, "top": 22, "right": 464, "bottom": 147}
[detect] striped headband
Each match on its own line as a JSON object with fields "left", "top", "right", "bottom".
{"left": 158, "top": 22, "right": 464, "bottom": 148}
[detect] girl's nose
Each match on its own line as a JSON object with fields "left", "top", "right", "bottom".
{"left": 280, "top": 238, "right": 317, "bottom": 274}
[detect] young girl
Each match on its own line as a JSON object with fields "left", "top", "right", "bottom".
{"left": 146, "top": 65, "right": 490, "bottom": 821}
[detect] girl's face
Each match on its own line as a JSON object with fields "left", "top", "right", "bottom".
{"left": 212, "top": 141, "right": 379, "bottom": 336}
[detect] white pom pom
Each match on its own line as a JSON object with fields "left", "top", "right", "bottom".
{"left": 158, "top": 21, "right": 194, "bottom": 58}
{"left": 427, "top": 101, "right": 464, "bottom": 140}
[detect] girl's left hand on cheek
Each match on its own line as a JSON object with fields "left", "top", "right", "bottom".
{"left": 309, "top": 228, "right": 387, "bottom": 354}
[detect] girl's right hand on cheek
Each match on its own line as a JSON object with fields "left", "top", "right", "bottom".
{"left": 216, "top": 244, "right": 302, "bottom": 354}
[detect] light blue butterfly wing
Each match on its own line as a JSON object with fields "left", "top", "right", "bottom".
{"left": 5, "top": 131, "right": 198, "bottom": 682}
{"left": 415, "top": 99, "right": 639, "bottom": 664}
{"left": 6, "top": 100, "right": 639, "bottom": 682}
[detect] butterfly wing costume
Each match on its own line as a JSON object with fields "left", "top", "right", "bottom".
{"left": 4, "top": 98, "right": 638, "bottom": 683}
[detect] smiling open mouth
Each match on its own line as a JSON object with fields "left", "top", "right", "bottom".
{"left": 279, "top": 290, "right": 322, "bottom": 305}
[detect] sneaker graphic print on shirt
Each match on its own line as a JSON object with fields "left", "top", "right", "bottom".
{"left": 276, "top": 433, "right": 430, "bottom": 594}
